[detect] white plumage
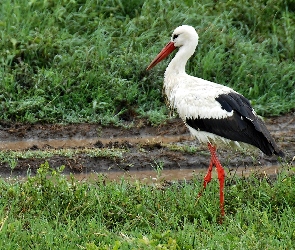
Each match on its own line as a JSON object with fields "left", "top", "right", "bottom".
{"left": 147, "top": 25, "right": 284, "bottom": 221}
{"left": 169, "top": 81, "right": 236, "bottom": 144}
{"left": 168, "top": 81, "right": 235, "bottom": 119}
{"left": 162, "top": 26, "right": 239, "bottom": 142}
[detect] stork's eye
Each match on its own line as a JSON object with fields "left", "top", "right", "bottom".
{"left": 173, "top": 34, "right": 179, "bottom": 40}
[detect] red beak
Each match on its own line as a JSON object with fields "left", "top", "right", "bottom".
{"left": 146, "top": 41, "right": 176, "bottom": 70}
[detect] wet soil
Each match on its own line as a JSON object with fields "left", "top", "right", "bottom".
{"left": 0, "top": 114, "right": 294, "bottom": 180}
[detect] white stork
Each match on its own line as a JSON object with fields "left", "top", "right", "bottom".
{"left": 146, "top": 25, "right": 284, "bottom": 220}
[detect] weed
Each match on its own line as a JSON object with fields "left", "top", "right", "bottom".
{"left": 151, "top": 161, "right": 164, "bottom": 179}
{"left": 164, "top": 143, "right": 199, "bottom": 154}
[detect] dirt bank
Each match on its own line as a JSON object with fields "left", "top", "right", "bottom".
{"left": 0, "top": 114, "right": 294, "bottom": 179}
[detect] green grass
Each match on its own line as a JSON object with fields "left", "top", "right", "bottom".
{"left": 0, "top": 147, "right": 125, "bottom": 169}
{"left": 0, "top": 162, "right": 294, "bottom": 249}
{"left": 1, "top": 0, "right": 295, "bottom": 124}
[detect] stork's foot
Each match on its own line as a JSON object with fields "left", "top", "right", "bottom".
{"left": 198, "top": 143, "right": 225, "bottom": 222}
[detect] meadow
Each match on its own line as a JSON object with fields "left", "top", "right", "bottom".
{"left": 1, "top": 0, "right": 295, "bottom": 124}
{"left": 1, "top": 0, "right": 295, "bottom": 249}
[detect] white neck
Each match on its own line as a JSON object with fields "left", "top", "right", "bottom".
{"left": 163, "top": 43, "right": 197, "bottom": 97}
{"left": 164, "top": 42, "right": 197, "bottom": 77}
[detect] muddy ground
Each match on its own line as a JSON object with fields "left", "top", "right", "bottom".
{"left": 0, "top": 114, "right": 294, "bottom": 179}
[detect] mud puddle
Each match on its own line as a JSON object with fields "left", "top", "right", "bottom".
{"left": 0, "top": 115, "right": 294, "bottom": 180}
{"left": 73, "top": 164, "right": 283, "bottom": 183}
{"left": 5, "top": 165, "right": 286, "bottom": 185}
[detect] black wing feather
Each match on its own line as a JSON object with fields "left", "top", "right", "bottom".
{"left": 186, "top": 92, "right": 284, "bottom": 157}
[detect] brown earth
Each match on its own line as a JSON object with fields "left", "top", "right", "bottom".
{"left": 0, "top": 114, "right": 294, "bottom": 180}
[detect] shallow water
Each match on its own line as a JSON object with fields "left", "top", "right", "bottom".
{"left": 72, "top": 164, "right": 282, "bottom": 183}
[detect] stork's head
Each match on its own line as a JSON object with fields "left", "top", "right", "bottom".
{"left": 147, "top": 25, "right": 199, "bottom": 70}
{"left": 171, "top": 25, "right": 199, "bottom": 48}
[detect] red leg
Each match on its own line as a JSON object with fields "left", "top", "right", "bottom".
{"left": 198, "top": 159, "right": 213, "bottom": 197}
{"left": 207, "top": 143, "right": 225, "bottom": 220}
{"left": 197, "top": 143, "right": 226, "bottom": 221}
{"left": 203, "top": 160, "right": 213, "bottom": 189}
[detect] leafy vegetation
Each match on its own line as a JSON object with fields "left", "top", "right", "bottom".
{"left": 1, "top": 0, "right": 295, "bottom": 124}
{"left": 0, "top": 162, "right": 294, "bottom": 249}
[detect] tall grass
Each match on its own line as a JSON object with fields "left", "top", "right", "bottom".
{"left": 1, "top": 0, "right": 295, "bottom": 124}
{"left": 0, "top": 162, "right": 294, "bottom": 249}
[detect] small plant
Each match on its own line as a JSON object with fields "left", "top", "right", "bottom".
{"left": 8, "top": 158, "right": 17, "bottom": 171}
{"left": 164, "top": 143, "right": 199, "bottom": 154}
{"left": 151, "top": 160, "right": 164, "bottom": 179}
